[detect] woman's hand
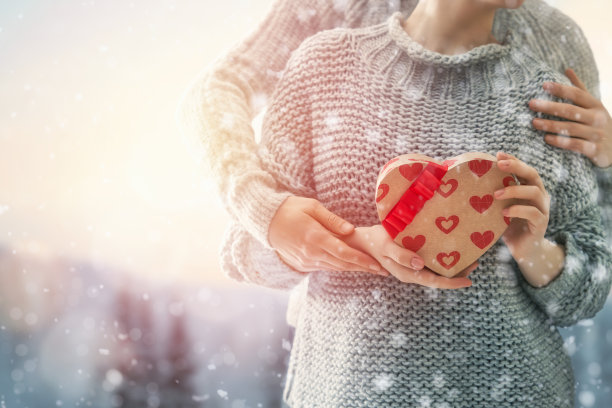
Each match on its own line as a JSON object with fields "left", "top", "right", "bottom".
{"left": 342, "top": 224, "right": 476, "bottom": 289}
{"left": 494, "top": 151, "right": 551, "bottom": 261}
{"left": 268, "top": 196, "right": 386, "bottom": 276}
{"left": 529, "top": 68, "right": 612, "bottom": 168}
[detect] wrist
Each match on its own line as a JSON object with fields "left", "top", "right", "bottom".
{"left": 514, "top": 236, "right": 565, "bottom": 287}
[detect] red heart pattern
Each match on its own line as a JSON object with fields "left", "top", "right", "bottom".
{"left": 437, "top": 179, "right": 458, "bottom": 198}
{"left": 469, "top": 195, "right": 494, "bottom": 214}
{"left": 402, "top": 235, "right": 426, "bottom": 252}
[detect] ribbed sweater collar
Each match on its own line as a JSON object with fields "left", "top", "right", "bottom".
{"left": 351, "top": 11, "right": 542, "bottom": 100}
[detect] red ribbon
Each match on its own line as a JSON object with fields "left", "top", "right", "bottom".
{"left": 382, "top": 161, "right": 448, "bottom": 239}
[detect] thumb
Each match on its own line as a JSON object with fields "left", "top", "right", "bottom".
{"left": 310, "top": 201, "right": 355, "bottom": 235}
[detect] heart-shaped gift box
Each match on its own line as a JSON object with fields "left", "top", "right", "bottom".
{"left": 375, "top": 152, "right": 520, "bottom": 278}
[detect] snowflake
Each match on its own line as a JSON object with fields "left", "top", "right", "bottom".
{"left": 324, "top": 112, "right": 342, "bottom": 131}
{"left": 0, "top": 204, "right": 9, "bottom": 215}
{"left": 564, "top": 253, "right": 582, "bottom": 275}
{"left": 417, "top": 395, "right": 432, "bottom": 407}
{"left": 365, "top": 128, "right": 382, "bottom": 145}
{"left": 578, "top": 390, "right": 595, "bottom": 407}
{"left": 390, "top": 331, "right": 407, "bottom": 347}
{"left": 249, "top": 92, "right": 268, "bottom": 113}
{"left": 371, "top": 288, "right": 382, "bottom": 301}
{"left": 515, "top": 111, "right": 532, "bottom": 128}
{"left": 432, "top": 372, "right": 445, "bottom": 388}
{"left": 422, "top": 286, "right": 439, "bottom": 300}
{"left": 563, "top": 335, "right": 576, "bottom": 356}
{"left": 544, "top": 299, "right": 560, "bottom": 316}
{"left": 490, "top": 374, "right": 512, "bottom": 400}
{"left": 587, "top": 362, "right": 601, "bottom": 377}
{"left": 372, "top": 373, "right": 394, "bottom": 392}
{"left": 591, "top": 262, "right": 609, "bottom": 283}
{"left": 220, "top": 112, "right": 236, "bottom": 130}
{"left": 332, "top": 0, "right": 350, "bottom": 14}
{"left": 297, "top": 7, "right": 316, "bottom": 23}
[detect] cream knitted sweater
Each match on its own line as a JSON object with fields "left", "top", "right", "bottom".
{"left": 214, "top": 9, "right": 611, "bottom": 408}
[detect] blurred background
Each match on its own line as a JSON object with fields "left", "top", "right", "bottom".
{"left": 0, "top": 0, "right": 611, "bottom": 407}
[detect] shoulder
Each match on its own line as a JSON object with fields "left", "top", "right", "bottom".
{"left": 501, "top": 0, "right": 600, "bottom": 96}
{"left": 295, "top": 26, "right": 355, "bottom": 54}
{"left": 282, "top": 26, "right": 357, "bottom": 73}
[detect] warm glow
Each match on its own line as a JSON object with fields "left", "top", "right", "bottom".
{"left": 0, "top": 0, "right": 610, "bottom": 287}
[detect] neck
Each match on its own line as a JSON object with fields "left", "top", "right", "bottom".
{"left": 402, "top": 0, "right": 499, "bottom": 55}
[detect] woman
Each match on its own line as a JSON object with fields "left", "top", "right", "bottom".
{"left": 176, "top": 0, "right": 612, "bottom": 291}
{"left": 232, "top": 0, "right": 611, "bottom": 405}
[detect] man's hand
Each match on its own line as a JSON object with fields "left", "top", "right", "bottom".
{"left": 342, "top": 224, "right": 476, "bottom": 289}
{"left": 268, "top": 196, "right": 387, "bottom": 276}
{"left": 530, "top": 68, "right": 612, "bottom": 168}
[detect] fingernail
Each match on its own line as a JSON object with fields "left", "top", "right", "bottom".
{"left": 543, "top": 82, "right": 553, "bottom": 91}
{"left": 341, "top": 223, "right": 353, "bottom": 233}
{"left": 502, "top": 208, "right": 509, "bottom": 215}
{"left": 411, "top": 257, "right": 424, "bottom": 270}
{"left": 370, "top": 264, "right": 382, "bottom": 272}
{"left": 494, "top": 189, "right": 504, "bottom": 198}
{"left": 498, "top": 160, "right": 509, "bottom": 168}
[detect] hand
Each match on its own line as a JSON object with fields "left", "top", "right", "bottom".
{"left": 529, "top": 68, "right": 612, "bottom": 168}
{"left": 494, "top": 151, "right": 551, "bottom": 260}
{"left": 268, "top": 195, "right": 386, "bottom": 276}
{"left": 342, "top": 224, "right": 476, "bottom": 289}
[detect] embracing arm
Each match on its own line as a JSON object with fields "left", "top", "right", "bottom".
{"left": 221, "top": 29, "right": 350, "bottom": 289}
{"left": 519, "top": 1, "right": 612, "bottom": 241}
{"left": 175, "top": 0, "right": 342, "bottom": 249}
{"left": 511, "top": 154, "right": 612, "bottom": 328}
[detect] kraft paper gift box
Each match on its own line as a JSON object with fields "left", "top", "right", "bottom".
{"left": 375, "top": 152, "right": 520, "bottom": 278}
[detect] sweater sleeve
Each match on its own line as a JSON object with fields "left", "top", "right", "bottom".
{"left": 219, "top": 220, "right": 309, "bottom": 290}
{"left": 513, "top": 150, "right": 612, "bottom": 328}
{"left": 514, "top": 0, "right": 612, "bottom": 241}
{"left": 218, "top": 31, "right": 348, "bottom": 289}
{"left": 174, "top": 0, "right": 343, "bottom": 250}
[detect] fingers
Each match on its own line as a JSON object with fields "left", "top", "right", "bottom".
{"left": 528, "top": 99, "right": 594, "bottom": 125}
{"left": 383, "top": 241, "right": 425, "bottom": 270}
{"left": 543, "top": 134, "right": 597, "bottom": 159}
{"left": 541, "top": 80, "right": 598, "bottom": 109}
{"left": 532, "top": 118, "right": 602, "bottom": 142}
{"left": 502, "top": 204, "right": 547, "bottom": 233}
{"left": 494, "top": 184, "right": 549, "bottom": 215}
{"left": 382, "top": 257, "right": 473, "bottom": 289}
{"left": 496, "top": 151, "right": 545, "bottom": 191}
{"left": 565, "top": 68, "right": 588, "bottom": 92}
{"left": 319, "top": 235, "right": 387, "bottom": 276}
{"left": 310, "top": 200, "right": 354, "bottom": 235}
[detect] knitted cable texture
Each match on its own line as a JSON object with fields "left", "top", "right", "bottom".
{"left": 225, "top": 12, "right": 611, "bottom": 407}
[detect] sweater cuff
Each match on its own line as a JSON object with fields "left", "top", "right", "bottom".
{"left": 515, "top": 229, "right": 585, "bottom": 315}
{"left": 219, "top": 220, "right": 309, "bottom": 290}
{"left": 232, "top": 181, "right": 295, "bottom": 251}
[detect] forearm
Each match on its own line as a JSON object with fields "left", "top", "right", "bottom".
{"left": 513, "top": 237, "right": 565, "bottom": 288}
{"left": 220, "top": 221, "right": 309, "bottom": 290}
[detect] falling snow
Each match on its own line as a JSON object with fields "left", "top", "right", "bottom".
{"left": 372, "top": 373, "right": 394, "bottom": 392}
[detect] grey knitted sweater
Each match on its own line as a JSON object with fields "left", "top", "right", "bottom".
{"left": 219, "top": 10, "right": 612, "bottom": 408}
{"left": 174, "top": 0, "right": 610, "bottom": 257}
